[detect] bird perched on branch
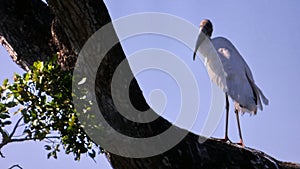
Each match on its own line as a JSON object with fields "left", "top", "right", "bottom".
{"left": 193, "top": 19, "right": 269, "bottom": 147}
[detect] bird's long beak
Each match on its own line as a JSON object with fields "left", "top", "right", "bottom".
{"left": 193, "top": 30, "right": 205, "bottom": 61}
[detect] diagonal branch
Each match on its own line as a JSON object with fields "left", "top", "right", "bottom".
{"left": 8, "top": 164, "right": 23, "bottom": 169}
{"left": 9, "top": 117, "right": 23, "bottom": 138}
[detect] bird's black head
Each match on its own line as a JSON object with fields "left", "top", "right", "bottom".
{"left": 200, "top": 19, "right": 213, "bottom": 37}
{"left": 193, "top": 19, "right": 213, "bottom": 61}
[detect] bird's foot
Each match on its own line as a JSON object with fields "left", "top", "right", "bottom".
{"left": 235, "top": 140, "right": 245, "bottom": 148}
{"left": 215, "top": 137, "right": 232, "bottom": 144}
{"left": 214, "top": 137, "right": 245, "bottom": 147}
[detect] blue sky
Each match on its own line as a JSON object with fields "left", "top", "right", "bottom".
{"left": 1, "top": 0, "right": 300, "bottom": 168}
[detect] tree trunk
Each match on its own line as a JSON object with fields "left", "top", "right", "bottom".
{"left": 0, "top": 0, "right": 299, "bottom": 169}
{"left": 0, "top": 0, "right": 54, "bottom": 70}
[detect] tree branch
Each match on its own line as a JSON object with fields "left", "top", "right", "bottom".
{"left": 8, "top": 164, "right": 23, "bottom": 169}
{"left": 0, "top": 127, "right": 9, "bottom": 148}
{"left": 0, "top": 0, "right": 55, "bottom": 70}
{"left": 0, "top": 125, "right": 60, "bottom": 158}
{"left": 0, "top": 127, "right": 9, "bottom": 158}
{"left": 10, "top": 136, "right": 60, "bottom": 143}
{"left": 9, "top": 117, "right": 23, "bottom": 138}
{"left": 0, "top": 0, "right": 299, "bottom": 168}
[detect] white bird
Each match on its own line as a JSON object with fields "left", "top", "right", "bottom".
{"left": 193, "top": 19, "right": 269, "bottom": 146}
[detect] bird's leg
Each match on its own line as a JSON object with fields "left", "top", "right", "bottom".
{"left": 218, "top": 93, "right": 232, "bottom": 143}
{"left": 235, "top": 109, "right": 245, "bottom": 147}
{"left": 224, "top": 93, "right": 231, "bottom": 142}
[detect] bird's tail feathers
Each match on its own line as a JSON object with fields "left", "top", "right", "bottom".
{"left": 245, "top": 71, "right": 268, "bottom": 111}
{"left": 253, "top": 83, "right": 269, "bottom": 111}
{"left": 255, "top": 83, "right": 269, "bottom": 105}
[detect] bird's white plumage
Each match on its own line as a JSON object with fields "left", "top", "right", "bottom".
{"left": 197, "top": 36, "right": 269, "bottom": 114}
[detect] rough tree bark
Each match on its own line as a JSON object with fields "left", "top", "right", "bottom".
{"left": 0, "top": 0, "right": 299, "bottom": 169}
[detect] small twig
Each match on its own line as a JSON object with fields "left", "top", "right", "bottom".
{"left": 8, "top": 164, "right": 23, "bottom": 169}
{"left": 17, "top": 123, "right": 26, "bottom": 127}
{"left": 0, "top": 150, "right": 4, "bottom": 158}
{"left": 45, "top": 137, "right": 59, "bottom": 144}
{"left": 0, "top": 127, "right": 7, "bottom": 139}
{"left": 10, "top": 136, "right": 60, "bottom": 143}
{"left": 1, "top": 133, "right": 59, "bottom": 158}
{"left": 9, "top": 117, "right": 24, "bottom": 138}
{"left": 0, "top": 127, "right": 10, "bottom": 150}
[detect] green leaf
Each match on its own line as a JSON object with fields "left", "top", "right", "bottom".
{"left": 2, "top": 130, "right": 9, "bottom": 141}
{"left": 47, "top": 153, "right": 51, "bottom": 159}
{"left": 23, "top": 129, "right": 32, "bottom": 137}
{"left": 53, "top": 151, "right": 57, "bottom": 159}
{"left": 0, "top": 55, "right": 99, "bottom": 161}
{"left": 33, "top": 61, "right": 44, "bottom": 72}
{"left": 0, "top": 113, "right": 10, "bottom": 119}
{"left": 13, "top": 73, "right": 20, "bottom": 81}
{"left": 5, "top": 101, "right": 18, "bottom": 108}
{"left": 45, "top": 145, "right": 52, "bottom": 150}
{"left": 2, "top": 78, "right": 8, "bottom": 87}
{"left": 24, "top": 73, "right": 31, "bottom": 82}
{"left": 1, "top": 120, "right": 12, "bottom": 126}
{"left": 88, "top": 149, "right": 96, "bottom": 159}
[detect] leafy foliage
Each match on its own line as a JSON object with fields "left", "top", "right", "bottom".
{"left": 0, "top": 55, "right": 100, "bottom": 160}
